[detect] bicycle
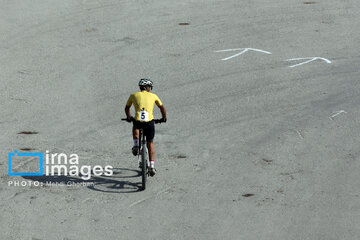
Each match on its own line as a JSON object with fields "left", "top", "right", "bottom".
{"left": 122, "top": 117, "right": 166, "bottom": 190}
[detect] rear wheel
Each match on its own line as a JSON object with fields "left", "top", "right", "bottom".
{"left": 141, "top": 144, "right": 147, "bottom": 190}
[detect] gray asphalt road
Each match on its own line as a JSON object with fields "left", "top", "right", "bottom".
{"left": 1, "top": 0, "right": 360, "bottom": 239}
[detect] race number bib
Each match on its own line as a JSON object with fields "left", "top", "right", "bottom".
{"left": 140, "top": 110, "right": 149, "bottom": 122}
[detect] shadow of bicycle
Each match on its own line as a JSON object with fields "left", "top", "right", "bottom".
{"left": 23, "top": 168, "right": 143, "bottom": 193}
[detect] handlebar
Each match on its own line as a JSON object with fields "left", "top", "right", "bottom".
{"left": 121, "top": 117, "right": 166, "bottom": 124}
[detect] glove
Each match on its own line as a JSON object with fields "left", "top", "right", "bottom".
{"left": 126, "top": 116, "right": 134, "bottom": 123}
{"left": 161, "top": 117, "right": 167, "bottom": 123}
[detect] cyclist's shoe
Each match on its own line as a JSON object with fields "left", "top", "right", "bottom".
{"left": 138, "top": 161, "right": 143, "bottom": 169}
{"left": 149, "top": 168, "right": 156, "bottom": 177}
{"left": 132, "top": 146, "right": 139, "bottom": 156}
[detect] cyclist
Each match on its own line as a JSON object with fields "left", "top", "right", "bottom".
{"left": 124, "top": 78, "right": 167, "bottom": 176}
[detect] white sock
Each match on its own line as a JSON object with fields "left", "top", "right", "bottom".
{"left": 133, "top": 139, "right": 139, "bottom": 146}
{"left": 150, "top": 160, "right": 155, "bottom": 168}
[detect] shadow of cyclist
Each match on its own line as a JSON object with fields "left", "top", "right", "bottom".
{"left": 22, "top": 168, "right": 143, "bottom": 193}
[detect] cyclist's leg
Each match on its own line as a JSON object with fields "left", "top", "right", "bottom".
{"left": 132, "top": 122, "right": 140, "bottom": 156}
{"left": 147, "top": 141, "right": 156, "bottom": 176}
{"left": 147, "top": 141, "right": 155, "bottom": 165}
{"left": 132, "top": 125, "right": 139, "bottom": 142}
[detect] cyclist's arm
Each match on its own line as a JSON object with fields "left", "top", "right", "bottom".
{"left": 125, "top": 94, "right": 133, "bottom": 119}
{"left": 159, "top": 105, "right": 167, "bottom": 119}
{"left": 125, "top": 105, "right": 131, "bottom": 119}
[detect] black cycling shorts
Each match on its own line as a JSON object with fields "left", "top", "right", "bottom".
{"left": 133, "top": 120, "right": 155, "bottom": 142}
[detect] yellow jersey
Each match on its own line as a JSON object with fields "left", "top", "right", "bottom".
{"left": 126, "top": 90, "right": 163, "bottom": 122}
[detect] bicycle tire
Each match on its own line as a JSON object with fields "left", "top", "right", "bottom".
{"left": 141, "top": 147, "right": 147, "bottom": 190}
{"left": 141, "top": 132, "right": 147, "bottom": 190}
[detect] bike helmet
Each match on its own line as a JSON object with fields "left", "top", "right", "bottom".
{"left": 138, "top": 78, "right": 153, "bottom": 87}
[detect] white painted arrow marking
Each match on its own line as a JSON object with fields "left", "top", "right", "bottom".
{"left": 215, "top": 48, "right": 272, "bottom": 61}
{"left": 329, "top": 110, "right": 347, "bottom": 120}
{"left": 286, "top": 57, "right": 332, "bottom": 68}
